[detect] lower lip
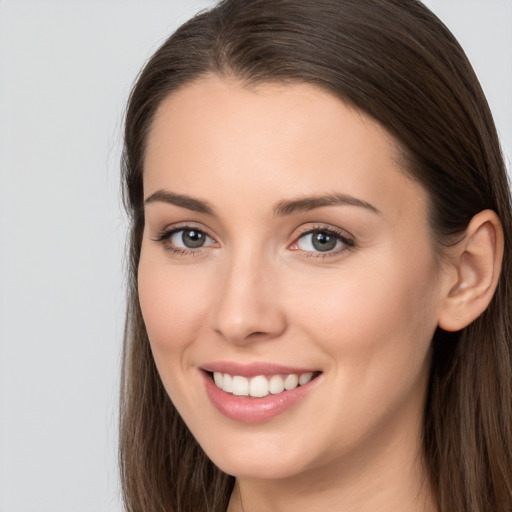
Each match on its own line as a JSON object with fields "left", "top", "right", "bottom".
{"left": 202, "top": 371, "right": 321, "bottom": 423}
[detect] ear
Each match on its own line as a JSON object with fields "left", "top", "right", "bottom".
{"left": 437, "top": 210, "right": 504, "bottom": 332}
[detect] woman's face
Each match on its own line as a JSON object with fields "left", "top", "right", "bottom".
{"left": 139, "top": 76, "right": 449, "bottom": 480}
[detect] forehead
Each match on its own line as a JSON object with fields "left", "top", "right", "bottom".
{"left": 146, "top": 76, "right": 401, "bottom": 164}
{"left": 143, "top": 76, "right": 427, "bottom": 222}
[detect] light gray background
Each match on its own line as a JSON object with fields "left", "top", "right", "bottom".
{"left": 0, "top": 1, "right": 510, "bottom": 511}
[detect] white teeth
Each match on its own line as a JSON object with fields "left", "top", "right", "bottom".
{"left": 213, "top": 372, "right": 223, "bottom": 388}
{"left": 299, "top": 372, "right": 313, "bottom": 385}
{"left": 212, "top": 371, "right": 316, "bottom": 397}
{"left": 232, "top": 375, "right": 249, "bottom": 396}
{"left": 269, "top": 375, "right": 285, "bottom": 394}
{"left": 284, "top": 374, "right": 299, "bottom": 390}
{"left": 223, "top": 373, "right": 233, "bottom": 393}
{"left": 249, "top": 375, "right": 269, "bottom": 397}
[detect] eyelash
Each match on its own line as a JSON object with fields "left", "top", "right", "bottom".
{"left": 152, "top": 224, "right": 355, "bottom": 259}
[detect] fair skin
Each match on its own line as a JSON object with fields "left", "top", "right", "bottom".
{"left": 138, "top": 76, "right": 502, "bottom": 511}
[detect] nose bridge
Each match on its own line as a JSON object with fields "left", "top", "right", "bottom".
{"left": 211, "top": 242, "right": 286, "bottom": 344}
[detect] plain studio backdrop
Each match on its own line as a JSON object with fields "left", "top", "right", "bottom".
{"left": 0, "top": 1, "right": 510, "bottom": 511}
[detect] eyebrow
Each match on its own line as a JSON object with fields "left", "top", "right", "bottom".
{"left": 144, "top": 189, "right": 214, "bottom": 215}
{"left": 273, "top": 193, "right": 380, "bottom": 216}
{"left": 144, "top": 189, "right": 380, "bottom": 216}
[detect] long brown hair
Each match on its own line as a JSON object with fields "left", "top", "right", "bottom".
{"left": 119, "top": 1, "right": 512, "bottom": 510}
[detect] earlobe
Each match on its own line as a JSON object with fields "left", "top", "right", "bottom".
{"left": 437, "top": 210, "right": 504, "bottom": 332}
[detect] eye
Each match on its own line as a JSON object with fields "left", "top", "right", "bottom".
{"left": 152, "top": 226, "right": 217, "bottom": 254}
{"left": 291, "top": 228, "right": 354, "bottom": 255}
{"left": 170, "top": 228, "right": 214, "bottom": 249}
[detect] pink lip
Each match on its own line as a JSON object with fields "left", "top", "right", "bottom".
{"left": 200, "top": 367, "right": 322, "bottom": 424}
{"left": 201, "top": 361, "right": 317, "bottom": 378}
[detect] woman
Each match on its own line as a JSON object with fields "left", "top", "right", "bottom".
{"left": 119, "top": 1, "right": 512, "bottom": 510}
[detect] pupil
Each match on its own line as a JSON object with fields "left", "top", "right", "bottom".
{"left": 312, "top": 231, "right": 337, "bottom": 252}
{"left": 182, "top": 229, "right": 205, "bottom": 248}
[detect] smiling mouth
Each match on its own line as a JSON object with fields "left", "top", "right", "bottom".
{"left": 208, "top": 371, "right": 321, "bottom": 398}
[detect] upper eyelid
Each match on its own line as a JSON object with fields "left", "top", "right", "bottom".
{"left": 163, "top": 221, "right": 209, "bottom": 231}
{"left": 292, "top": 224, "right": 354, "bottom": 241}
{"left": 158, "top": 222, "right": 215, "bottom": 237}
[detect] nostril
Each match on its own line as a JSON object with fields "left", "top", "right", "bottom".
{"left": 247, "top": 331, "right": 268, "bottom": 339}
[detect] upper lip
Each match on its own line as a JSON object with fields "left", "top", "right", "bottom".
{"left": 200, "top": 361, "right": 319, "bottom": 377}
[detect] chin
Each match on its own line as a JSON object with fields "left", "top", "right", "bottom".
{"left": 214, "top": 457, "right": 300, "bottom": 480}
{"left": 200, "top": 435, "right": 312, "bottom": 480}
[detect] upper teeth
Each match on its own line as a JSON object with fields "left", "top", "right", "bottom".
{"left": 213, "top": 372, "right": 314, "bottom": 397}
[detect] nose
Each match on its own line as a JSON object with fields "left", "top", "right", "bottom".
{"left": 210, "top": 249, "right": 287, "bottom": 345}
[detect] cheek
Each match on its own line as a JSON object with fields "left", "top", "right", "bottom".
{"left": 137, "top": 249, "right": 212, "bottom": 364}
{"left": 281, "top": 257, "right": 439, "bottom": 458}
{"left": 285, "top": 249, "right": 440, "bottom": 392}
